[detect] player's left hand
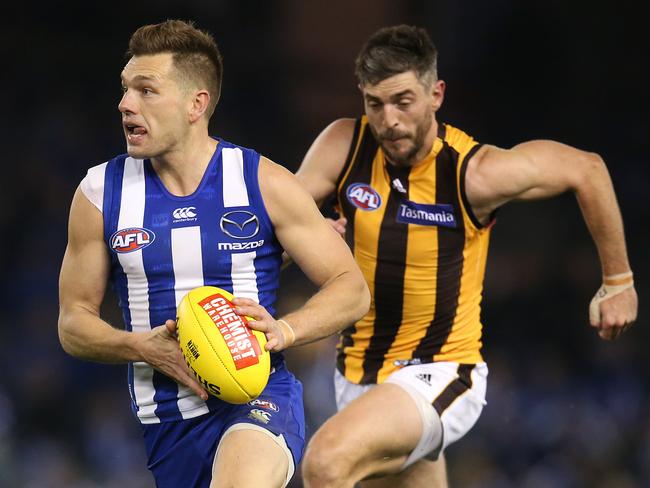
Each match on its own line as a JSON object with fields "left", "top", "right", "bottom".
{"left": 590, "top": 286, "right": 638, "bottom": 340}
{"left": 232, "top": 297, "right": 294, "bottom": 352}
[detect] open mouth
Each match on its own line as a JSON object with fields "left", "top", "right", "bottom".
{"left": 124, "top": 123, "right": 148, "bottom": 142}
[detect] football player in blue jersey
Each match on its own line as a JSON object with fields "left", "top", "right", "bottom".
{"left": 58, "top": 20, "right": 370, "bottom": 488}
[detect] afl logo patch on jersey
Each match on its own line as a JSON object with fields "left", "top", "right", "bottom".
{"left": 110, "top": 227, "right": 156, "bottom": 253}
{"left": 346, "top": 183, "right": 382, "bottom": 211}
{"left": 248, "top": 398, "right": 280, "bottom": 412}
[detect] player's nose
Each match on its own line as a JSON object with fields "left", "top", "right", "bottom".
{"left": 118, "top": 89, "right": 137, "bottom": 115}
{"left": 381, "top": 104, "right": 400, "bottom": 128}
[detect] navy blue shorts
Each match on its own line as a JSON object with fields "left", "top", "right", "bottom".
{"left": 140, "top": 363, "right": 305, "bottom": 488}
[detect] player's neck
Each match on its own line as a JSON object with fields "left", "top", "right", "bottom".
{"left": 150, "top": 135, "right": 218, "bottom": 197}
{"left": 414, "top": 119, "right": 439, "bottom": 165}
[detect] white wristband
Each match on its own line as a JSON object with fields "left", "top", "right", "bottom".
{"left": 602, "top": 271, "right": 633, "bottom": 286}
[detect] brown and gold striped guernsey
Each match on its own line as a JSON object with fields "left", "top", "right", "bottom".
{"left": 335, "top": 116, "right": 492, "bottom": 384}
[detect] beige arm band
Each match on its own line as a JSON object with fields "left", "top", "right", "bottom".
{"left": 589, "top": 271, "right": 634, "bottom": 323}
{"left": 277, "top": 319, "right": 296, "bottom": 348}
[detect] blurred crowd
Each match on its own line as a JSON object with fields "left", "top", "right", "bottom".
{"left": 1, "top": 1, "right": 647, "bottom": 487}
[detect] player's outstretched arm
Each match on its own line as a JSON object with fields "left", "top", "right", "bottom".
{"left": 465, "top": 141, "right": 637, "bottom": 339}
{"left": 58, "top": 188, "right": 207, "bottom": 399}
{"left": 240, "top": 156, "right": 370, "bottom": 352}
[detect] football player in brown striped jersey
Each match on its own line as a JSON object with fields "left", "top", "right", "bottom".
{"left": 298, "top": 24, "right": 637, "bottom": 488}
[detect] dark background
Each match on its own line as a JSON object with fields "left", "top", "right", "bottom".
{"left": 1, "top": 1, "right": 647, "bottom": 487}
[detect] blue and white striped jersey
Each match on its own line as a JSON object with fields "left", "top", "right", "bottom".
{"left": 80, "top": 140, "right": 284, "bottom": 424}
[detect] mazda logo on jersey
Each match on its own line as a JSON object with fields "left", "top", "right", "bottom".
{"left": 346, "top": 183, "right": 382, "bottom": 211}
{"left": 110, "top": 227, "right": 156, "bottom": 253}
{"left": 220, "top": 210, "right": 260, "bottom": 239}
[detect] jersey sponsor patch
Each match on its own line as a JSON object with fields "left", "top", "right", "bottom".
{"left": 346, "top": 183, "right": 382, "bottom": 211}
{"left": 248, "top": 408, "right": 272, "bottom": 424}
{"left": 220, "top": 210, "right": 260, "bottom": 239}
{"left": 172, "top": 206, "right": 198, "bottom": 223}
{"left": 415, "top": 373, "right": 432, "bottom": 386}
{"left": 110, "top": 227, "right": 156, "bottom": 253}
{"left": 217, "top": 239, "right": 265, "bottom": 251}
{"left": 248, "top": 398, "right": 280, "bottom": 412}
{"left": 396, "top": 200, "right": 457, "bottom": 228}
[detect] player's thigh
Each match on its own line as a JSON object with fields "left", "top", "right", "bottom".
{"left": 211, "top": 425, "right": 289, "bottom": 488}
{"left": 309, "top": 382, "right": 424, "bottom": 476}
{"left": 141, "top": 414, "right": 221, "bottom": 488}
{"left": 360, "top": 456, "right": 448, "bottom": 488}
{"left": 212, "top": 364, "right": 305, "bottom": 487}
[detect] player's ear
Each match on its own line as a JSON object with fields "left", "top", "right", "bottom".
{"left": 431, "top": 79, "right": 445, "bottom": 111}
{"left": 189, "top": 90, "right": 210, "bottom": 123}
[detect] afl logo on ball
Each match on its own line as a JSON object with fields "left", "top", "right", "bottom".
{"left": 110, "top": 227, "right": 155, "bottom": 253}
{"left": 346, "top": 183, "right": 382, "bottom": 211}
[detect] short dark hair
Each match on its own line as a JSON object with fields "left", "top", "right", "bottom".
{"left": 355, "top": 25, "right": 438, "bottom": 88}
{"left": 127, "top": 20, "right": 224, "bottom": 117}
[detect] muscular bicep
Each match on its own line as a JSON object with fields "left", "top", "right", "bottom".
{"left": 261, "top": 159, "right": 359, "bottom": 286}
{"left": 465, "top": 141, "right": 600, "bottom": 218}
{"left": 59, "top": 187, "right": 110, "bottom": 317}
{"left": 295, "top": 118, "right": 356, "bottom": 207}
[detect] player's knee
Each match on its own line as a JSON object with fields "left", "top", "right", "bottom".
{"left": 302, "top": 429, "right": 355, "bottom": 487}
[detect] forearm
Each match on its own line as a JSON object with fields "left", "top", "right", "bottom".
{"left": 575, "top": 155, "right": 631, "bottom": 276}
{"left": 280, "top": 271, "right": 370, "bottom": 347}
{"left": 58, "top": 306, "right": 143, "bottom": 363}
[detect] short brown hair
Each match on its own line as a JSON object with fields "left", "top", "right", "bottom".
{"left": 127, "top": 20, "right": 224, "bottom": 118}
{"left": 355, "top": 25, "right": 438, "bottom": 88}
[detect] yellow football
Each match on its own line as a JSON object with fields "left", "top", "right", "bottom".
{"left": 176, "top": 286, "right": 270, "bottom": 404}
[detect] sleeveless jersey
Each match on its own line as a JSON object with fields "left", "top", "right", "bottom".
{"left": 80, "top": 140, "right": 284, "bottom": 424}
{"left": 335, "top": 117, "right": 492, "bottom": 384}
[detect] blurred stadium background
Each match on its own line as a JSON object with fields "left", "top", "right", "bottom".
{"left": 1, "top": 1, "right": 647, "bottom": 487}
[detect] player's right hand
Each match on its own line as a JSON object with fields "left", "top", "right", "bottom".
{"left": 232, "top": 297, "right": 295, "bottom": 352}
{"left": 327, "top": 217, "right": 347, "bottom": 238}
{"left": 135, "top": 320, "right": 209, "bottom": 400}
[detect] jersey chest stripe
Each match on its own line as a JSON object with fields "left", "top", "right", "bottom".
{"left": 436, "top": 143, "right": 487, "bottom": 359}
{"left": 116, "top": 158, "right": 149, "bottom": 333}
{"left": 377, "top": 158, "right": 440, "bottom": 377}
{"left": 345, "top": 152, "right": 387, "bottom": 382}
{"left": 414, "top": 145, "right": 465, "bottom": 358}
{"left": 336, "top": 127, "right": 378, "bottom": 379}
{"left": 231, "top": 251, "right": 260, "bottom": 301}
{"left": 116, "top": 157, "right": 158, "bottom": 421}
{"left": 359, "top": 161, "right": 410, "bottom": 384}
{"left": 221, "top": 146, "right": 260, "bottom": 303}
{"left": 171, "top": 226, "right": 210, "bottom": 418}
{"left": 133, "top": 363, "right": 157, "bottom": 423}
{"left": 171, "top": 226, "right": 205, "bottom": 305}
{"left": 222, "top": 147, "right": 249, "bottom": 207}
